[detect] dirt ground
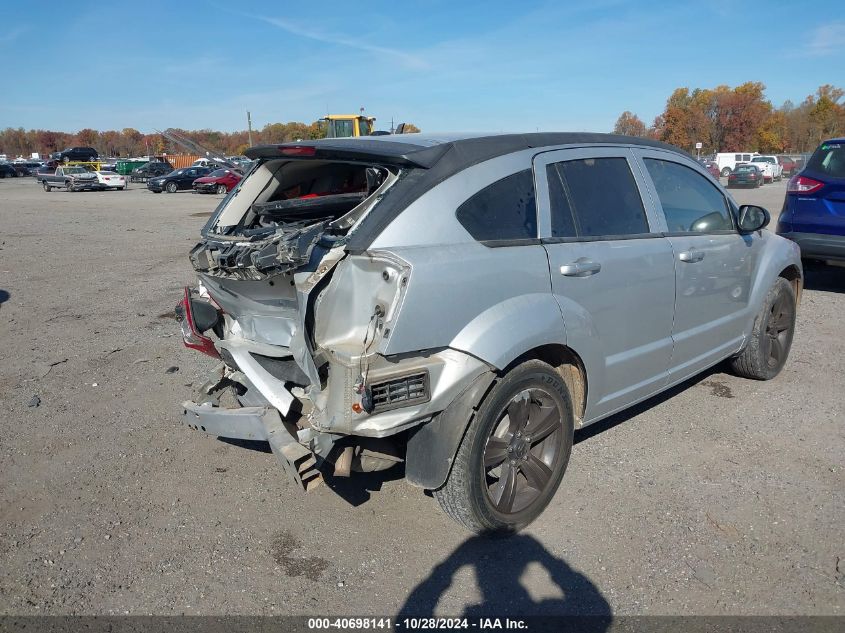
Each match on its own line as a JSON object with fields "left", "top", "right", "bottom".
{"left": 0, "top": 175, "right": 842, "bottom": 617}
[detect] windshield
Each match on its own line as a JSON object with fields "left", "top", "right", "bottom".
{"left": 807, "top": 142, "right": 845, "bottom": 178}
{"left": 209, "top": 169, "right": 229, "bottom": 177}
{"left": 751, "top": 157, "right": 773, "bottom": 163}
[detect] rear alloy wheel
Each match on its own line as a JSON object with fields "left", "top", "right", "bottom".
{"left": 216, "top": 184, "right": 227, "bottom": 195}
{"left": 721, "top": 167, "right": 731, "bottom": 177}
{"left": 165, "top": 181, "right": 178, "bottom": 193}
{"left": 730, "top": 277, "right": 796, "bottom": 380}
{"left": 434, "top": 360, "right": 574, "bottom": 534}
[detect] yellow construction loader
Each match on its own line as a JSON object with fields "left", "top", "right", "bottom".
{"left": 319, "top": 114, "right": 376, "bottom": 138}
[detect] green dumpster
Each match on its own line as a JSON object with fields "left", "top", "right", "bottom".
{"left": 116, "top": 159, "right": 148, "bottom": 175}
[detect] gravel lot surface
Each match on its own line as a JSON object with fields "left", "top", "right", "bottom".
{"left": 0, "top": 176, "right": 842, "bottom": 617}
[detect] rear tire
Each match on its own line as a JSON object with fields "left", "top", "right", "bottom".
{"left": 730, "top": 277, "right": 796, "bottom": 380}
{"left": 433, "top": 360, "right": 574, "bottom": 534}
{"left": 43, "top": 181, "right": 51, "bottom": 192}
{"left": 721, "top": 167, "right": 731, "bottom": 177}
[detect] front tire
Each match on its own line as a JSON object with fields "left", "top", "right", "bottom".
{"left": 165, "top": 181, "right": 178, "bottom": 193}
{"left": 730, "top": 277, "right": 796, "bottom": 380}
{"left": 433, "top": 360, "right": 574, "bottom": 534}
{"left": 216, "top": 184, "right": 227, "bottom": 195}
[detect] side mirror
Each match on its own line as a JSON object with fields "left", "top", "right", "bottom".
{"left": 738, "top": 205, "right": 770, "bottom": 233}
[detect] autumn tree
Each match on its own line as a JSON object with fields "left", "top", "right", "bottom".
{"left": 808, "top": 84, "right": 845, "bottom": 143}
{"left": 613, "top": 111, "right": 646, "bottom": 137}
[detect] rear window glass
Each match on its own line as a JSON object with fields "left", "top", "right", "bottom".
{"left": 807, "top": 143, "right": 845, "bottom": 178}
{"left": 547, "top": 157, "right": 648, "bottom": 238}
{"left": 209, "top": 169, "right": 229, "bottom": 177}
{"left": 735, "top": 165, "right": 756, "bottom": 173}
{"left": 456, "top": 170, "right": 537, "bottom": 242}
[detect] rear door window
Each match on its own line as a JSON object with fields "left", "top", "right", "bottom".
{"left": 547, "top": 157, "right": 648, "bottom": 238}
{"left": 643, "top": 158, "right": 734, "bottom": 233}
{"left": 807, "top": 143, "right": 845, "bottom": 177}
{"left": 456, "top": 169, "right": 537, "bottom": 242}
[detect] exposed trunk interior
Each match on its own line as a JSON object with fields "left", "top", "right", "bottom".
{"left": 191, "top": 158, "right": 399, "bottom": 280}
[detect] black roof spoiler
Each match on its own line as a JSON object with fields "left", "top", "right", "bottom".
{"left": 244, "top": 140, "right": 450, "bottom": 168}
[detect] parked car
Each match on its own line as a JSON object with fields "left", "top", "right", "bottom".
{"left": 174, "top": 132, "right": 801, "bottom": 533}
{"left": 777, "top": 138, "right": 845, "bottom": 264}
{"left": 93, "top": 170, "right": 127, "bottom": 190}
{"left": 132, "top": 161, "right": 173, "bottom": 180}
{"left": 0, "top": 163, "right": 18, "bottom": 178}
{"left": 191, "top": 168, "right": 242, "bottom": 194}
{"left": 750, "top": 155, "right": 783, "bottom": 182}
{"left": 777, "top": 155, "right": 797, "bottom": 177}
{"left": 191, "top": 158, "right": 217, "bottom": 168}
{"left": 34, "top": 165, "right": 55, "bottom": 178}
{"left": 147, "top": 166, "right": 212, "bottom": 193}
{"left": 51, "top": 147, "right": 99, "bottom": 163}
{"left": 727, "top": 163, "right": 764, "bottom": 188}
{"left": 715, "top": 151, "right": 759, "bottom": 177}
{"left": 698, "top": 159, "right": 720, "bottom": 179}
{"left": 40, "top": 166, "right": 100, "bottom": 191}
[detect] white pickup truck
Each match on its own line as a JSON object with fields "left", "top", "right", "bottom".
{"left": 750, "top": 155, "right": 784, "bottom": 182}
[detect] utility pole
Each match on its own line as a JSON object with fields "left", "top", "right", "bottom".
{"left": 247, "top": 111, "right": 254, "bottom": 147}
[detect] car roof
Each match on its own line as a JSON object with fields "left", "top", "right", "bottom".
{"left": 244, "top": 132, "right": 687, "bottom": 169}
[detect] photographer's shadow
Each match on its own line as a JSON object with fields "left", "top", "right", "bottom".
{"left": 398, "top": 534, "right": 611, "bottom": 624}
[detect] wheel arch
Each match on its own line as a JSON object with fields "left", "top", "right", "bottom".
{"left": 405, "top": 343, "right": 588, "bottom": 491}
{"left": 743, "top": 238, "right": 803, "bottom": 337}
{"left": 504, "top": 344, "right": 587, "bottom": 428}
{"left": 778, "top": 263, "right": 803, "bottom": 306}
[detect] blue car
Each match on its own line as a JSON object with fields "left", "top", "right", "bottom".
{"left": 777, "top": 138, "right": 845, "bottom": 263}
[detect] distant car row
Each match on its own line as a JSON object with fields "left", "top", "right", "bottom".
{"left": 712, "top": 152, "right": 806, "bottom": 178}
{"left": 147, "top": 166, "right": 242, "bottom": 194}
{"left": 696, "top": 154, "right": 794, "bottom": 188}
{"left": 32, "top": 164, "right": 241, "bottom": 195}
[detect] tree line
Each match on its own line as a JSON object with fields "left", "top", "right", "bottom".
{"left": 0, "top": 121, "right": 421, "bottom": 159}
{"left": 613, "top": 83, "right": 845, "bottom": 154}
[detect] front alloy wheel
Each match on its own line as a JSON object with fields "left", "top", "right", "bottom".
{"left": 730, "top": 277, "right": 796, "bottom": 380}
{"left": 165, "top": 181, "right": 178, "bottom": 193}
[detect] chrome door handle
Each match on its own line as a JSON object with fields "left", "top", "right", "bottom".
{"left": 678, "top": 248, "right": 705, "bottom": 263}
{"left": 560, "top": 260, "right": 602, "bottom": 277}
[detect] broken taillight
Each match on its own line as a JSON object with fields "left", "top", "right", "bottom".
{"left": 176, "top": 287, "right": 220, "bottom": 358}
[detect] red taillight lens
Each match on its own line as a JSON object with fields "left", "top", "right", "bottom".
{"left": 787, "top": 175, "right": 823, "bottom": 194}
{"left": 278, "top": 146, "right": 316, "bottom": 156}
{"left": 177, "top": 287, "right": 220, "bottom": 358}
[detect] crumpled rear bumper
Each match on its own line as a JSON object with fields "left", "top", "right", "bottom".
{"left": 180, "top": 374, "right": 322, "bottom": 490}
{"left": 181, "top": 400, "right": 274, "bottom": 441}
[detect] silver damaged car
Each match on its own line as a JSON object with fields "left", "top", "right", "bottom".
{"left": 176, "top": 133, "right": 802, "bottom": 533}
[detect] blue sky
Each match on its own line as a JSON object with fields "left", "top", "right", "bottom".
{"left": 1, "top": 0, "right": 842, "bottom": 134}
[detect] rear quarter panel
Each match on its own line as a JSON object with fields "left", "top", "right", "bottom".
{"left": 371, "top": 150, "right": 567, "bottom": 367}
